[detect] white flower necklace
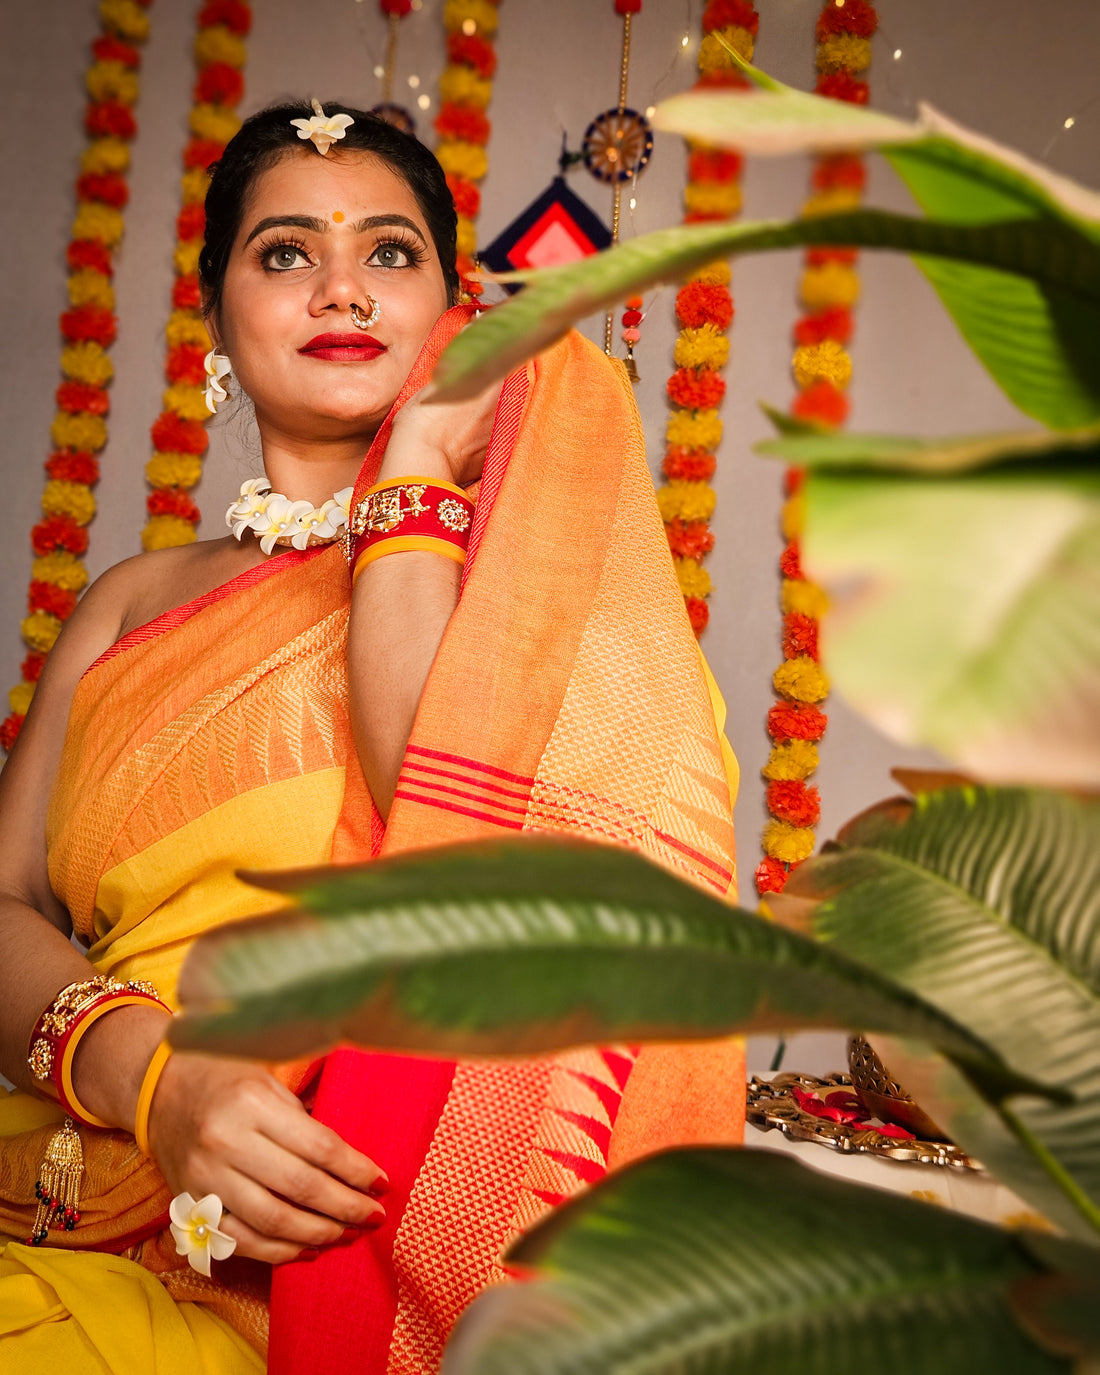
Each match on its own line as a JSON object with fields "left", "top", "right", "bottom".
{"left": 226, "top": 478, "right": 353, "bottom": 555}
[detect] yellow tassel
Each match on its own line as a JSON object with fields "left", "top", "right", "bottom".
{"left": 29, "top": 1119, "right": 84, "bottom": 1245}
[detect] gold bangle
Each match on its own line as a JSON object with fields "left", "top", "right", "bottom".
{"left": 134, "top": 1039, "right": 174, "bottom": 1158}
{"left": 59, "top": 993, "right": 169, "bottom": 1129}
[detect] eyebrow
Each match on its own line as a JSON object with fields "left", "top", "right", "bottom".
{"left": 243, "top": 213, "right": 428, "bottom": 246}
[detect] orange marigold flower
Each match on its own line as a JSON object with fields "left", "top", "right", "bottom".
{"left": 29, "top": 582, "right": 78, "bottom": 620}
{"left": 447, "top": 33, "right": 497, "bottom": 78}
{"left": 151, "top": 412, "right": 208, "bottom": 456}
{"left": 435, "top": 104, "right": 491, "bottom": 144}
{"left": 77, "top": 171, "right": 129, "bottom": 208}
{"left": 663, "top": 448, "right": 717, "bottom": 482}
{"left": 805, "top": 247, "right": 858, "bottom": 269}
{"left": 166, "top": 342, "right": 208, "bottom": 386}
{"left": 792, "top": 378, "right": 850, "bottom": 427}
{"left": 172, "top": 276, "right": 203, "bottom": 311}
{"left": 667, "top": 367, "right": 727, "bottom": 410}
{"left": 768, "top": 701, "right": 827, "bottom": 741}
{"left": 177, "top": 203, "right": 206, "bottom": 241}
{"left": 794, "top": 306, "right": 853, "bottom": 347}
{"left": 812, "top": 154, "right": 866, "bottom": 192}
{"left": 46, "top": 452, "right": 100, "bottom": 485}
{"left": 184, "top": 137, "right": 225, "bottom": 171}
{"left": 754, "top": 856, "right": 789, "bottom": 895}
{"left": 56, "top": 382, "right": 110, "bottom": 416}
{"left": 815, "top": 72, "right": 869, "bottom": 104}
{"left": 784, "top": 467, "right": 806, "bottom": 498}
{"left": 85, "top": 102, "right": 136, "bottom": 140}
{"left": 194, "top": 61, "right": 244, "bottom": 105}
{"left": 686, "top": 596, "right": 710, "bottom": 636}
{"left": 0, "top": 715, "right": 24, "bottom": 753}
{"left": 816, "top": 0, "right": 878, "bottom": 39}
{"left": 783, "top": 612, "right": 819, "bottom": 661}
{"left": 147, "top": 488, "right": 201, "bottom": 522}
{"left": 676, "top": 282, "right": 734, "bottom": 330}
{"left": 198, "top": 0, "right": 252, "bottom": 35}
{"left": 67, "top": 240, "right": 113, "bottom": 276}
{"left": 666, "top": 519, "right": 715, "bottom": 562}
{"left": 61, "top": 304, "right": 116, "bottom": 347}
{"left": 693, "top": 69, "right": 748, "bottom": 91}
{"left": 688, "top": 148, "right": 743, "bottom": 183}
{"left": 446, "top": 175, "right": 481, "bottom": 219}
{"left": 21, "top": 653, "right": 47, "bottom": 684}
{"left": 32, "top": 515, "right": 88, "bottom": 557}
{"left": 767, "top": 779, "right": 821, "bottom": 828}
{"left": 93, "top": 34, "right": 140, "bottom": 65}
{"left": 703, "top": 0, "right": 760, "bottom": 36}
{"left": 779, "top": 541, "right": 803, "bottom": 580}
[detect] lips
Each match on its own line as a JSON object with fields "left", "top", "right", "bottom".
{"left": 298, "top": 332, "right": 386, "bottom": 361}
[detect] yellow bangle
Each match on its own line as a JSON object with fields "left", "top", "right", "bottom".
{"left": 59, "top": 993, "right": 169, "bottom": 1129}
{"left": 351, "top": 534, "right": 467, "bottom": 583}
{"left": 134, "top": 1039, "right": 173, "bottom": 1158}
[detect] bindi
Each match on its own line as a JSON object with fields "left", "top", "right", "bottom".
{"left": 332, "top": 211, "right": 345, "bottom": 223}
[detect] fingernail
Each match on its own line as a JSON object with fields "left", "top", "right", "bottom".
{"left": 364, "top": 1206, "right": 386, "bottom": 1230}
{"left": 369, "top": 1172, "right": 390, "bottom": 1198}
{"left": 338, "top": 1226, "right": 360, "bottom": 1244}
{"left": 298, "top": 1248, "right": 321, "bottom": 1262}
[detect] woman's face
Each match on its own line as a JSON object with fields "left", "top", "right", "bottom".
{"left": 214, "top": 149, "right": 450, "bottom": 447}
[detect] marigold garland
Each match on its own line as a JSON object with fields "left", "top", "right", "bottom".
{"left": 435, "top": 0, "right": 501, "bottom": 297}
{"left": 141, "top": 0, "right": 250, "bottom": 553}
{"left": 756, "top": 0, "right": 877, "bottom": 896}
{"left": 2, "top": 0, "right": 154, "bottom": 754}
{"left": 659, "top": 0, "right": 757, "bottom": 638}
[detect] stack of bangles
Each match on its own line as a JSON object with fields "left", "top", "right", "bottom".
{"left": 27, "top": 975, "right": 173, "bottom": 1154}
{"left": 344, "top": 475, "right": 476, "bottom": 581}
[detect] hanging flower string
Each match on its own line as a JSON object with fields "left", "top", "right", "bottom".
{"left": 756, "top": 0, "right": 877, "bottom": 897}
{"left": 435, "top": 0, "right": 501, "bottom": 298}
{"left": 2, "top": 0, "right": 154, "bottom": 754}
{"left": 656, "top": 0, "right": 757, "bottom": 638}
{"left": 141, "top": 0, "right": 251, "bottom": 552}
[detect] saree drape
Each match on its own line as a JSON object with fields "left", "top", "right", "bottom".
{"left": 0, "top": 306, "right": 742, "bottom": 1372}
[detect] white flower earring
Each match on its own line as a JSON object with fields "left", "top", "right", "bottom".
{"left": 203, "top": 348, "right": 232, "bottom": 415}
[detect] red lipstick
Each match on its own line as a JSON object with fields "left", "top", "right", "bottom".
{"left": 298, "top": 332, "right": 386, "bottom": 361}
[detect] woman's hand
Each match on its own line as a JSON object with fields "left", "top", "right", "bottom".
{"left": 149, "top": 1051, "right": 387, "bottom": 1265}
{"left": 381, "top": 376, "right": 503, "bottom": 489}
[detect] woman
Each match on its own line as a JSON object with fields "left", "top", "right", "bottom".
{"left": 0, "top": 104, "right": 742, "bottom": 1371}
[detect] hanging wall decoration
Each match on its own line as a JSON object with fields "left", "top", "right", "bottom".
{"left": 479, "top": 175, "right": 611, "bottom": 286}
{"left": 141, "top": 0, "right": 251, "bottom": 552}
{"left": 756, "top": 0, "right": 877, "bottom": 898}
{"left": 435, "top": 0, "right": 502, "bottom": 298}
{"left": 656, "top": 0, "right": 756, "bottom": 639}
{"left": 3, "top": 0, "right": 154, "bottom": 754}
{"left": 372, "top": 0, "right": 417, "bottom": 134}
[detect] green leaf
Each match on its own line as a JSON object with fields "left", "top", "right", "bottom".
{"left": 788, "top": 786, "right": 1100, "bottom": 1241}
{"left": 442, "top": 1149, "right": 1073, "bottom": 1375}
{"left": 174, "top": 838, "right": 1019, "bottom": 1100}
{"left": 799, "top": 466, "right": 1100, "bottom": 782}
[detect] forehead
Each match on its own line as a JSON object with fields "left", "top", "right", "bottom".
{"left": 240, "top": 148, "right": 423, "bottom": 226}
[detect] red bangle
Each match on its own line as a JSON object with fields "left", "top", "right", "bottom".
{"left": 346, "top": 477, "right": 475, "bottom": 579}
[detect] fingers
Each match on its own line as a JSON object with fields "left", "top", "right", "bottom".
{"left": 228, "top": 1130, "right": 386, "bottom": 1234}
{"left": 216, "top": 1167, "right": 384, "bottom": 1254}
{"left": 261, "top": 1104, "right": 388, "bottom": 1199}
{"left": 219, "top": 1208, "right": 363, "bottom": 1267}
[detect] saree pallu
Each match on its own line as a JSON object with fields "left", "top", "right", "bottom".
{"left": 0, "top": 308, "right": 743, "bottom": 1372}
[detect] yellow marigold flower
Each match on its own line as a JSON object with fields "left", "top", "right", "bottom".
{"left": 793, "top": 340, "right": 852, "bottom": 391}
{"left": 781, "top": 492, "right": 805, "bottom": 542}
{"left": 9, "top": 680, "right": 36, "bottom": 717}
{"left": 455, "top": 215, "right": 478, "bottom": 258}
{"left": 817, "top": 34, "right": 872, "bottom": 74}
{"left": 656, "top": 481, "right": 717, "bottom": 524}
{"left": 62, "top": 343, "right": 113, "bottom": 386}
{"left": 436, "top": 141, "right": 489, "bottom": 182}
{"left": 181, "top": 167, "right": 211, "bottom": 205}
{"left": 675, "top": 557, "right": 713, "bottom": 600}
{"left": 146, "top": 452, "right": 204, "bottom": 489}
{"left": 165, "top": 310, "right": 211, "bottom": 348}
{"left": 194, "top": 26, "right": 247, "bottom": 69}
{"left": 43, "top": 480, "right": 97, "bottom": 526}
{"left": 782, "top": 578, "right": 829, "bottom": 619}
{"left": 68, "top": 270, "right": 115, "bottom": 311}
{"left": 143, "top": 515, "right": 198, "bottom": 551}
{"left": 86, "top": 60, "right": 139, "bottom": 105}
{"left": 675, "top": 324, "right": 730, "bottom": 371}
{"left": 100, "top": 0, "right": 150, "bottom": 43}
{"left": 762, "top": 739, "right": 819, "bottom": 781}
{"left": 190, "top": 103, "right": 242, "bottom": 145}
{"left": 444, "top": 0, "right": 498, "bottom": 37}
{"left": 72, "top": 203, "right": 125, "bottom": 247}
{"left": 82, "top": 137, "right": 130, "bottom": 175}
{"left": 684, "top": 182, "right": 743, "bottom": 219}
{"left": 801, "top": 187, "right": 862, "bottom": 218}
{"left": 21, "top": 612, "right": 62, "bottom": 654}
{"left": 173, "top": 239, "right": 203, "bottom": 277}
{"left": 666, "top": 408, "right": 723, "bottom": 451}
{"left": 163, "top": 384, "right": 210, "bottom": 423}
{"left": 762, "top": 819, "right": 816, "bottom": 864}
{"left": 439, "top": 67, "right": 492, "bottom": 109}
{"left": 50, "top": 413, "right": 108, "bottom": 454}
{"left": 773, "top": 655, "right": 830, "bottom": 704}
{"left": 698, "top": 26, "right": 753, "bottom": 73}
{"left": 800, "top": 262, "right": 860, "bottom": 311}
{"left": 33, "top": 552, "right": 89, "bottom": 593}
{"left": 690, "top": 260, "right": 731, "bottom": 287}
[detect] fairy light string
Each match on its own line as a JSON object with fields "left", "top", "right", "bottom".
{"left": 139, "top": 0, "right": 250, "bottom": 552}
{"left": 603, "top": 0, "right": 637, "bottom": 354}
{"left": 2, "top": 0, "right": 154, "bottom": 754}
{"left": 755, "top": 0, "right": 877, "bottom": 897}
{"left": 656, "top": 0, "right": 756, "bottom": 639}
{"left": 435, "top": 0, "right": 502, "bottom": 298}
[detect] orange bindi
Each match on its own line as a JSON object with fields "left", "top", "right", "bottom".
{"left": 332, "top": 211, "right": 345, "bottom": 223}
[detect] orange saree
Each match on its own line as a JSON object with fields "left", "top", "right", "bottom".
{"left": 0, "top": 307, "right": 742, "bottom": 1371}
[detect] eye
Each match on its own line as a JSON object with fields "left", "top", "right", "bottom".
{"left": 260, "top": 241, "right": 311, "bottom": 271}
{"left": 368, "top": 238, "right": 426, "bottom": 269}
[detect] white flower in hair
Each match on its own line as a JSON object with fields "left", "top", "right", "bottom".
{"left": 290, "top": 99, "right": 355, "bottom": 155}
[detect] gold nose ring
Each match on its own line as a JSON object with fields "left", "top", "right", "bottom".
{"left": 349, "top": 298, "right": 380, "bottom": 330}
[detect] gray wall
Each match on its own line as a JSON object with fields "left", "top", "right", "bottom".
{"left": 3, "top": 0, "right": 1098, "bottom": 873}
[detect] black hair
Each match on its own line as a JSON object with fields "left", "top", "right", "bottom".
{"left": 199, "top": 101, "right": 460, "bottom": 320}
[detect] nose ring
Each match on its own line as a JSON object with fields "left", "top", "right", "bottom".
{"left": 350, "top": 297, "right": 380, "bottom": 331}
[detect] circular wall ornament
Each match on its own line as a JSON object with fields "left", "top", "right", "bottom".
{"left": 582, "top": 107, "right": 653, "bottom": 184}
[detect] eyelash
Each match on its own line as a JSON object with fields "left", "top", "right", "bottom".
{"left": 252, "top": 231, "right": 429, "bottom": 272}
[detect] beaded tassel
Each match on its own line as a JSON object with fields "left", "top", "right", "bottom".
{"left": 29, "top": 1118, "right": 83, "bottom": 1244}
